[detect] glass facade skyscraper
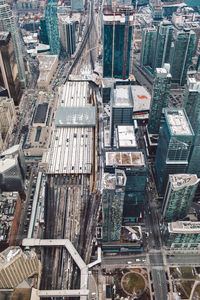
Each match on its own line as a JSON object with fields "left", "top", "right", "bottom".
{"left": 102, "top": 170, "right": 126, "bottom": 242}
{"left": 148, "top": 64, "right": 171, "bottom": 134}
{"left": 170, "top": 29, "right": 196, "bottom": 86}
{"left": 59, "top": 17, "right": 76, "bottom": 56}
{"left": 162, "top": 174, "right": 199, "bottom": 222}
{"left": 45, "top": 0, "right": 60, "bottom": 56}
{"left": 103, "top": 2, "right": 133, "bottom": 79}
{"left": 184, "top": 77, "right": 200, "bottom": 176}
{"left": 140, "top": 28, "right": 157, "bottom": 69}
{"left": 155, "top": 108, "right": 194, "bottom": 195}
{"left": 152, "top": 21, "right": 173, "bottom": 72}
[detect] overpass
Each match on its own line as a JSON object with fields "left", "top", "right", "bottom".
{"left": 23, "top": 238, "right": 101, "bottom": 299}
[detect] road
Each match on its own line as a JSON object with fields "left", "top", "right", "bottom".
{"left": 152, "top": 269, "right": 168, "bottom": 300}
{"left": 166, "top": 253, "right": 200, "bottom": 266}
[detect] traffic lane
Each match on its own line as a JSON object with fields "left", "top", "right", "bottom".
{"left": 149, "top": 253, "right": 164, "bottom": 266}
{"left": 102, "top": 255, "right": 147, "bottom": 266}
{"left": 152, "top": 269, "right": 168, "bottom": 300}
{"left": 166, "top": 254, "right": 200, "bottom": 265}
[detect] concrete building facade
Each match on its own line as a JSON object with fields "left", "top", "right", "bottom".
{"left": 37, "top": 55, "right": 58, "bottom": 90}
{"left": 110, "top": 85, "right": 133, "bottom": 146}
{"left": 0, "top": 246, "right": 40, "bottom": 288}
{"left": 0, "top": 97, "right": 16, "bottom": 152}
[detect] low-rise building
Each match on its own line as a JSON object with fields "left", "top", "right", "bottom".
{"left": 24, "top": 92, "right": 54, "bottom": 159}
{"left": 37, "top": 55, "right": 58, "bottom": 90}
{"left": 0, "top": 246, "right": 41, "bottom": 288}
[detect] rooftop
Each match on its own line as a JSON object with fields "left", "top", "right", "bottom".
{"left": 165, "top": 108, "right": 194, "bottom": 136}
{"left": 131, "top": 85, "right": 151, "bottom": 112}
{"left": 55, "top": 106, "right": 96, "bottom": 127}
{"left": 0, "top": 246, "right": 21, "bottom": 266}
{"left": 106, "top": 151, "right": 145, "bottom": 167}
{"left": 113, "top": 86, "right": 133, "bottom": 108}
{"left": 38, "top": 55, "right": 58, "bottom": 70}
{"left": 0, "top": 31, "right": 10, "bottom": 41}
{"left": 168, "top": 221, "right": 200, "bottom": 233}
{"left": 33, "top": 103, "right": 48, "bottom": 124}
{"left": 117, "top": 125, "right": 137, "bottom": 148}
{"left": 47, "top": 81, "right": 94, "bottom": 174}
{"left": 169, "top": 174, "right": 199, "bottom": 190}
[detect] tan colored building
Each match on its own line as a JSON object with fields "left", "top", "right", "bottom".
{"left": 0, "top": 97, "right": 16, "bottom": 152}
{"left": 37, "top": 55, "right": 58, "bottom": 91}
{"left": 23, "top": 92, "right": 54, "bottom": 158}
{"left": 0, "top": 246, "right": 41, "bottom": 288}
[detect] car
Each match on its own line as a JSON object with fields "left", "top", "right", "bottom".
{"left": 136, "top": 259, "right": 140, "bottom": 262}
{"left": 127, "top": 261, "right": 132, "bottom": 264}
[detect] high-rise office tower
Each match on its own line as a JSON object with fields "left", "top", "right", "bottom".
{"left": 184, "top": 77, "right": 200, "bottom": 131}
{"left": 102, "top": 170, "right": 126, "bottom": 242}
{"left": 170, "top": 29, "right": 196, "bottom": 86}
{"left": 59, "top": 17, "right": 76, "bottom": 56}
{"left": 71, "top": 0, "right": 83, "bottom": 11}
{"left": 155, "top": 108, "right": 194, "bottom": 195}
{"left": 184, "top": 77, "right": 200, "bottom": 175}
{"left": 152, "top": 21, "right": 173, "bottom": 72}
{"left": 162, "top": 174, "right": 199, "bottom": 222}
{"left": 40, "top": 18, "right": 49, "bottom": 45}
{"left": 104, "top": 150, "right": 147, "bottom": 222}
{"left": 148, "top": 64, "right": 171, "bottom": 134}
{"left": 0, "top": 32, "right": 22, "bottom": 105}
{"left": 140, "top": 28, "right": 157, "bottom": 69}
{"left": 0, "top": 0, "right": 26, "bottom": 86}
{"left": 45, "top": 0, "right": 60, "bottom": 56}
{"left": 110, "top": 84, "right": 133, "bottom": 146}
{"left": 103, "top": 0, "right": 134, "bottom": 79}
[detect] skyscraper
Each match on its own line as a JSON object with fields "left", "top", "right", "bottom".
{"left": 152, "top": 21, "right": 173, "bottom": 72}
{"left": 184, "top": 77, "right": 200, "bottom": 175}
{"left": 45, "top": 0, "right": 60, "bottom": 56}
{"left": 59, "top": 17, "right": 76, "bottom": 56}
{"left": 110, "top": 85, "right": 133, "bottom": 146}
{"left": 102, "top": 170, "right": 126, "bottom": 242}
{"left": 0, "top": 32, "right": 22, "bottom": 105}
{"left": 140, "top": 28, "right": 157, "bottom": 69}
{"left": 155, "top": 108, "right": 194, "bottom": 194}
{"left": 103, "top": 0, "right": 134, "bottom": 79}
{"left": 184, "top": 77, "right": 200, "bottom": 131}
{"left": 40, "top": 18, "right": 49, "bottom": 45}
{"left": 0, "top": 0, "right": 26, "bottom": 86}
{"left": 148, "top": 64, "right": 171, "bottom": 134}
{"left": 162, "top": 174, "right": 199, "bottom": 222}
{"left": 170, "top": 29, "right": 196, "bottom": 86}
